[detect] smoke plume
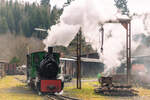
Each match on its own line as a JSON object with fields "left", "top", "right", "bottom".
{"left": 44, "top": 0, "right": 118, "bottom": 48}
{"left": 44, "top": 0, "right": 150, "bottom": 74}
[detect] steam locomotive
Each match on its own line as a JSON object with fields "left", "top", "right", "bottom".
{"left": 27, "top": 47, "right": 63, "bottom": 95}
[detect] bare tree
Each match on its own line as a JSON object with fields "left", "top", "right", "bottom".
{"left": 0, "top": 33, "right": 45, "bottom": 65}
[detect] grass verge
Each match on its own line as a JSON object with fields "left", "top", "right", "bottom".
{"left": 64, "top": 79, "right": 150, "bottom": 100}
{"left": 0, "top": 75, "right": 42, "bottom": 100}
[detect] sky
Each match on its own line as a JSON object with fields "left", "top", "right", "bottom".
{"left": 128, "top": 0, "right": 150, "bottom": 14}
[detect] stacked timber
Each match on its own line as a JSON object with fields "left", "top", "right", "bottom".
{"left": 94, "top": 77, "right": 138, "bottom": 96}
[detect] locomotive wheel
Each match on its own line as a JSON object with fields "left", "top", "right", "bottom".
{"left": 37, "top": 90, "right": 42, "bottom": 96}
{"left": 37, "top": 82, "right": 42, "bottom": 96}
{"left": 61, "top": 81, "right": 64, "bottom": 90}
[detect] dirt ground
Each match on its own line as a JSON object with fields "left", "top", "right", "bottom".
{"left": 0, "top": 76, "right": 150, "bottom": 100}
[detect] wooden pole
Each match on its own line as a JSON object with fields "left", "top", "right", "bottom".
{"left": 76, "top": 28, "right": 82, "bottom": 89}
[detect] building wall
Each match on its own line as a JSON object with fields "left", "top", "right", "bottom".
{"left": 4, "top": 63, "right": 17, "bottom": 75}
{"left": 61, "top": 60, "right": 104, "bottom": 78}
{"left": 81, "top": 53, "right": 99, "bottom": 59}
{"left": 0, "top": 62, "right": 6, "bottom": 78}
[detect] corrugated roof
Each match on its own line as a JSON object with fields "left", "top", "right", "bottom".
{"left": 60, "top": 57, "right": 101, "bottom": 63}
{"left": 0, "top": 59, "right": 8, "bottom": 63}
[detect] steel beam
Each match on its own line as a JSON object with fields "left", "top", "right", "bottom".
{"left": 121, "top": 21, "right": 131, "bottom": 84}
{"left": 104, "top": 19, "right": 131, "bottom": 84}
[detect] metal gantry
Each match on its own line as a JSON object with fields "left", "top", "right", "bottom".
{"left": 126, "top": 21, "right": 131, "bottom": 84}
{"left": 105, "top": 18, "right": 131, "bottom": 84}
{"left": 75, "top": 18, "right": 132, "bottom": 89}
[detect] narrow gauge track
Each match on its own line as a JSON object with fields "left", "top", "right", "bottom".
{"left": 46, "top": 94, "right": 80, "bottom": 100}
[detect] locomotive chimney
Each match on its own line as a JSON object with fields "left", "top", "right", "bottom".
{"left": 48, "top": 47, "right": 53, "bottom": 54}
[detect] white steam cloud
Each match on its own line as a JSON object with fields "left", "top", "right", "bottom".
{"left": 44, "top": 0, "right": 150, "bottom": 74}
{"left": 51, "top": 0, "right": 67, "bottom": 9}
{"left": 44, "top": 0, "right": 118, "bottom": 48}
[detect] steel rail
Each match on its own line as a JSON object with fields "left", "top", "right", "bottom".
{"left": 46, "top": 94, "right": 80, "bottom": 100}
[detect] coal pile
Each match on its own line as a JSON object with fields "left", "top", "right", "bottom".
{"left": 94, "top": 77, "right": 138, "bottom": 96}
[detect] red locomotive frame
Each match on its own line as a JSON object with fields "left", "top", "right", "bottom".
{"left": 41, "top": 79, "right": 62, "bottom": 93}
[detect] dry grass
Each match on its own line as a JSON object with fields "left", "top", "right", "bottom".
{"left": 0, "top": 75, "right": 42, "bottom": 100}
{"left": 136, "top": 87, "right": 150, "bottom": 97}
{"left": 64, "top": 80, "right": 108, "bottom": 100}
{"left": 1, "top": 76, "right": 150, "bottom": 100}
{"left": 64, "top": 79, "right": 150, "bottom": 100}
{"left": 0, "top": 75, "right": 24, "bottom": 89}
{"left": 0, "top": 93, "right": 42, "bottom": 100}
